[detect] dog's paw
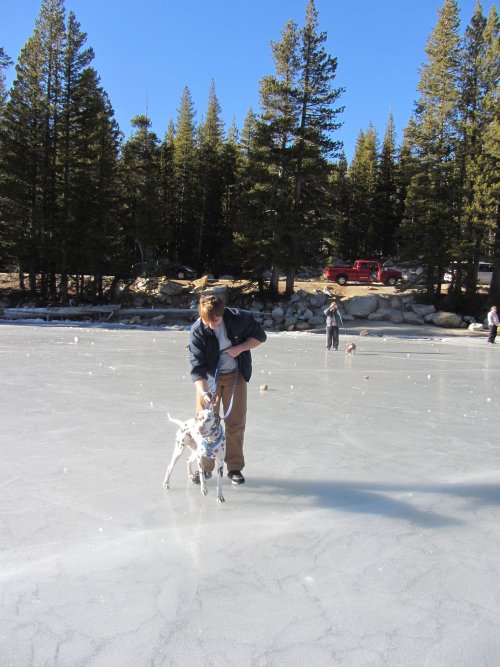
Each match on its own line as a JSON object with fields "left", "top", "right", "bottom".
{"left": 201, "top": 488, "right": 208, "bottom": 496}
{"left": 162, "top": 481, "right": 170, "bottom": 489}
{"left": 217, "top": 496, "right": 225, "bottom": 503}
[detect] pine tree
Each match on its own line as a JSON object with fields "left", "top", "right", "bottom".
{"left": 172, "top": 87, "right": 198, "bottom": 263}
{"left": 376, "top": 113, "right": 400, "bottom": 258}
{"left": 282, "top": 0, "right": 343, "bottom": 294}
{"left": 395, "top": 120, "right": 421, "bottom": 260}
{"left": 119, "top": 114, "right": 161, "bottom": 267}
{"left": 327, "top": 153, "right": 350, "bottom": 260}
{"left": 464, "top": 4, "right": 500, "bottom": 300}
{"left": 0, "top": 47, "right": 13, "bottom": 264}
{"left": 219, "top": 118, "right": 242, "bottom": 274}
{"left": 400, "top": 0, "right": 462, "bottom": 296}
{"left": 0, "top": 47, "right": 12, "bottom": 111}
{"left": 158, "top": 120, "right": 176, "bottom": 258}
{"left": 0, "top": 0, "right": 120, "bottom": 300}
{"left": 233, "top": 108, "right": 272, "bottom": 288}
{"left": 256, "top": 17, "right": 300, "bottom": 295}
{"left": 70, "top": 68, "right": 121, "bottom": 299}
{"left": 0, "top": 0, "right": 66, "bottom": 294}
{"left": 347, "top": 126, "right": 379, "bottom": 258}
{"left": 243, "top": 0, "right": 344, "bottom": 297}
{"left": 57, "top": 10, "right": 95, "bottom": 297}
{"left": 196, "top": 81, "right": 224, "bottom": 272}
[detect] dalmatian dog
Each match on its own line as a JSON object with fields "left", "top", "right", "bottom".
{"left": 163, "top": 408, "right": 226, "bottom": 503}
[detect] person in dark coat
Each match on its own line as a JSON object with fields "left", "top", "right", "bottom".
{"left": 189, "top": 294, "right": 267, "bottom": 484}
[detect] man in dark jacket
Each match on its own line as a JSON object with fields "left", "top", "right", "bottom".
{"left": 188, "top": 294, "right": 267, "bottom": 485}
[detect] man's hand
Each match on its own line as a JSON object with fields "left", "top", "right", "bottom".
{"left": 225, "top": 337, "right": 262, "bottom": 358}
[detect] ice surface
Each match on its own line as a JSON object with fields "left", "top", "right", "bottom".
{"left": 1, "top": 323, "right": 500, "bottom": 666}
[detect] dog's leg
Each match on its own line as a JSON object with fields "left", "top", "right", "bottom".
{"left": 215, "top": 454, "right": 225, "bottom": 503}
{"left": 163, "top": 439, "right": 185, "bottom": 489}
{"left": 186, "top": 449, "right": 198, "bottom": 480}
{"left": 197, "top": 456, "right": 208, "bottom": 496}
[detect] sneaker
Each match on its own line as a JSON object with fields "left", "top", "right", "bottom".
{"left": 228, "top": 470, "right": 245, "bottom": 485}
{"left": 191, "top": 471, "right": 212, "bottom": 484}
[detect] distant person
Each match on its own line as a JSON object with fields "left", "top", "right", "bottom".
{"left": 487, "top": 305, "right": 499, "bottom": 344}
{"left": 324, "top": 300, "right": 341, "bottom": 350}
{"left": 188, "top": 294, "right": 267, "bottom": 485}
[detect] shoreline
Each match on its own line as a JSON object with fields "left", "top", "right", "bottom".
{"left": 0, "top": 316, "right": 490, "bottom": 345}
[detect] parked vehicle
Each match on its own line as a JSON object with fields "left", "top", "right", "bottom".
{"left": 443, "top": 261, "right": 493, "bottom": 286}
{"left": 131, "top": 259, "right": 197, "bottom": 280}
{"left": 323, "top": 260, "right": 402, "bottom": 286}
{"left": 478, "top": 262, "right": 493, "bottom": 285}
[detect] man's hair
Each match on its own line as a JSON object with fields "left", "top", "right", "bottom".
{"left": 198, "top": 294, "right": 225, "bottom": 321}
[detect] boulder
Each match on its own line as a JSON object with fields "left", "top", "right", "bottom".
{"left": 411, "top": 303, "right": 436, "bottom": 317}
{"left": 309, "top": 293, "right": 327, "bottom": 307}
{"left": 201, "top": 285, "right": 229, "bottom": 303}
{"left": 368, "top": 307, "right": 402, "bottom": 322}
{"left": 295, "top": 320, "right": 314, "bottom": 330}
{"left": 158, "top": 280, "right": 185, "bottom": 296}
{"left": 403, "top": 312, "right": 424, "bottom": 325}
{"left": 391, "top": 296, "right": 403, "bottom": 310}
{"left": 193, "top": 275, "right": 209, "bottom": 290}
{"left": 368, "top": 310, "right": 390, "bottom": 321}
{"left": 432, "top": 311, "right": 462, "bottom": 328}
{"left": 389, "top": 312, "right": 404, "bottom": 324}
{"left": 344, "top": 295, "right": 378, "bottom": 318}
{"left": 271, "top": 306, "right": 285, "bottom": 321}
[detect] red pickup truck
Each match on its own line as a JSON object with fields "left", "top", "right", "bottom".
{"left": 324, "top": 260, "right": 402, "bottom": 286}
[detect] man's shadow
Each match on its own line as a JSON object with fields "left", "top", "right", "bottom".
{"left": 247, "top": 477, "right": 500, "bottom": 528}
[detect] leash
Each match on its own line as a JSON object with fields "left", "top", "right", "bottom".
{"left": 337, "top": 309, "right": 348, "bottom": 337}
{"left": 211, "top": 357, "right": 239, "bottom": 420}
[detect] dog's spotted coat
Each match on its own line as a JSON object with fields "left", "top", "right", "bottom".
{"left": 163, "top": 408, "right": 226, "bottom": 502}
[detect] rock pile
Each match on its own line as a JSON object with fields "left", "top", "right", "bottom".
{"left": 245, "top": 290, "right": 482, "bottom": 332}
{"left": 7, "top": 275, "right": 480, "bottom": 332}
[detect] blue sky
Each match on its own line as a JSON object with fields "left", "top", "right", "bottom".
{"left": 2, "top": 0, "right": 493, "bottom": 162}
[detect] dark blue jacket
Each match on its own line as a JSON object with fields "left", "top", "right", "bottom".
{"left": 189, "top": 308, "right": 267, "bottom": 386}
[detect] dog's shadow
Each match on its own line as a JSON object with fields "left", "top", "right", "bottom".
{"left": 246, "top": 477, "right": 500, "bottom": 528}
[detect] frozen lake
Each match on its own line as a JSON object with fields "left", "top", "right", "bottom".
{"left": 1, "top": 323, "right": 499, "bottom": 666}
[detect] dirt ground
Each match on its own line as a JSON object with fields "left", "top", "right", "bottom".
{"left": 227, "top": 276, "right": 423, "bottom": 302}
{"left": 0, "top": 271, "right": 424, "bottom": 304}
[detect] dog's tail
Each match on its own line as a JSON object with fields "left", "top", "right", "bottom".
{"left": 168, "top": 413, "right": 185, "bottom": 429}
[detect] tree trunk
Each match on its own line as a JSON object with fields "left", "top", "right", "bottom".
{"left": 270, "top": 267, "right": 281, "bottom": 297}
{"left": 285, "top": 267, "right": 295, "bottom": 297}
{"left": 59, "top": 272, "right": 69, "bottom": 303}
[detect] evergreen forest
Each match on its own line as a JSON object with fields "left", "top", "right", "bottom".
{"left": 0, "top": 0, "right": 498, "bottom": 307}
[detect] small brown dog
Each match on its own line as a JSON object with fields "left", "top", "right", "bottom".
{"left": 345, "top": 342, "right": 356, "bottom": 355}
